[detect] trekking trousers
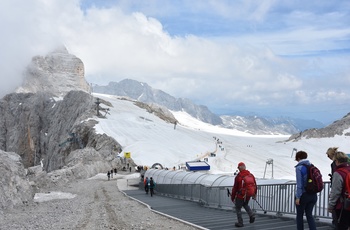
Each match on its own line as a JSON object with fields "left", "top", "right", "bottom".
{"left": 235, "top": 198, "right": 254, "bottom": 224}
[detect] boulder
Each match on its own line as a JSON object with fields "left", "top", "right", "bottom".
{"left": 0, "top": 150, "right": 33, "bottom": 210}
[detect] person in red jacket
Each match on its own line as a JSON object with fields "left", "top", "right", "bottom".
{"left": 144, "top": 177, "right": 150, "bottom": 194}
{"left": 231, "top": 162, "right": 257, "bottom": 227}
{"left": 328, "top": 151, "right": 350, "bottom": 230}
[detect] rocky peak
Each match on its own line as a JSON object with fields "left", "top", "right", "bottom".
{"left": 287, "top": 112, "right": 350, "bottom": 141}
{"left": 16, "top": 47, "right": 91, "bottom": 97}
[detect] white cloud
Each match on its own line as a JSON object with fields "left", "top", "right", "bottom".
{"left": 0, "top": 0, "right": 349, "bottom": 123}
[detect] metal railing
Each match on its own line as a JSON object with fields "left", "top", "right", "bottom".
{"left": 151, "top": 181, "right": 332, "bottom": 219}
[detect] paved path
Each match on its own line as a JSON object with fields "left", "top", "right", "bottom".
{"left": 123, "top": 189, "right": 333, "bottom": 230}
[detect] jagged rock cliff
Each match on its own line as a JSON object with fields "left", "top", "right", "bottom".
{"left": 0, "top": 91, "right": 122, "bottom": 172}
{"left": 0, "top": 47, "right": 128, "bottom": 210}
{"left": 16, "top": 46, "right": 91, "bottom": 97}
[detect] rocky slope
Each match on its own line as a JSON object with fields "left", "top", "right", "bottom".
{"left": 0, "top": 90, "right": 123, "bottom": 171}
{"left": 0, "top": 150, "right": 33, "bottom": 210}
{"left": 287, "top": 112, "right": 350, "bottom": 141}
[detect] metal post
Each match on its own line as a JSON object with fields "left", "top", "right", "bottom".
{"left": 291, "top": 148, "right": 297, "bottom": 158}
{"left": 264, "top": 159, "right": 274, "bottom": 179}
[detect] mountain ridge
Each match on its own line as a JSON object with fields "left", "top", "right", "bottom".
{"left": 93, "top": 79, "right": 222, "bottom": 125}
{"left": 93, "top": 79, "right": 325, "bottom": 134}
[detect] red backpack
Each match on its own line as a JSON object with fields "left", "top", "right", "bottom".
{"left": 336, "top": 167, "right": 350, "bottom": 210}
{"left": 304, "top": 164, "right": 324, "bottom": 194}
{"left": 240, "top": 173, "right": 257, "bottom": 199}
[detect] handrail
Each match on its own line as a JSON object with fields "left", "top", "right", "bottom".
{"left": 153, "top": 181, "right": 332, "bottom": 219}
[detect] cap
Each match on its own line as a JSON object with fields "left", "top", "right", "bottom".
{"left": 238, "top": 162, "right": 245, "bottom": 168}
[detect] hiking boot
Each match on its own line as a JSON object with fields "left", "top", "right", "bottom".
{"left": 249, "top": 216, "right": 255, "bottom": 223}
{"left": 235, "top": 222, "right": 244, "bottom": 227}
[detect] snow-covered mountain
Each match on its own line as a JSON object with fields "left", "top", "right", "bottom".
{"left": 92, "top": 93, "right": 350, "bottom": 180}
{"left": 93, "top": 79, "right": 324, "bottom": 134}
{"left": 93, "top": 79, "right": 222, "bottom": 125}
{"left": 221, "top": 115, "right": 324, "bottom": 135}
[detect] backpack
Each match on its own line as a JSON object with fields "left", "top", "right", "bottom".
{"left": 336, "top": 167, "right": 350, "bottom": 211}
{"left": 240, "top": 173, "right": 256, "bottom": 199}
{"left": 304, "top": 164, "right": 324, "bottom": 193}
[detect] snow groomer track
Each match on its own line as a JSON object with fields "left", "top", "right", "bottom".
{"left": 123, "top": 189, "right": 332, "bottom": 230}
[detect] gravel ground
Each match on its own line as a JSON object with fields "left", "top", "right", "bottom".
{"left": 0, "top": 173, "right": 199, "bottom": 230}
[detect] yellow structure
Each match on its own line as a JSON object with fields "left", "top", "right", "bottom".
{"left": 124, "top": 152, "right": 131, "bottom": 158}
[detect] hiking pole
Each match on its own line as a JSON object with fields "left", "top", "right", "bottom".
{"left": 228, "top": 188, "right": 267, "bottom": 214}
{"left": 253, "top": 198, "right": 267, "bottom": 214}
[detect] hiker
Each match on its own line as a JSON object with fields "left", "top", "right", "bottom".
{"left": 107, "top": 171, "right": 111, "bottom": 181}
{"left": 295, "top": 151, "right": 317, "bottom": 230}
{"left": 114, "top": 168, "right": 117, "bottom": 175}
{"left": 328, "top": 151, "right": 350, "bottom": 230}
{"left": 110, "top": 169, "right": 113, "bottom": 178}
{"left": 144, "top": 177, "right": 150, "bottom": 194}
{"left": 327, "top": 147, "right": 339, "bottom": 186}
{"left": 326, "top": 147, "right": 339, "bottom": 228}
{"left": 129, "top": 167, "right": 131, "bottom": 172}
{"left": 231, "top": 162, "right": 256, "bottom": 227}
{"left": 149, "top": 177, "right": 156, "bottom": 197}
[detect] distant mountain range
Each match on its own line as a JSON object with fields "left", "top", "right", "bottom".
{"left": 93, "top": 79, "right": 324, "bottom": 135}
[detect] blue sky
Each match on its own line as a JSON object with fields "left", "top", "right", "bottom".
{"left": 1, "top": 0, "right": 349, "bottom": 124}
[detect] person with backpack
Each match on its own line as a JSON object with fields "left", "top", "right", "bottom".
{"left": 144, "top": 177, "right": 150, "bottom": 194}
{"left": 328, "top": 151, "right": 350, "bottom": 230}
{"left": 149, "top": 177, "right": 156, "bottom": 197}
{"left": 231, "top": 162, "right": 256, "bottom": 228}
{"left": 326, "top": 146, "right": 340, "bottom": 228}
{"left": 327, "top": 147, "right": 339, "bottom": 185}
{"left": 295, "top": 151, "right": 317, "bottom": 230}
